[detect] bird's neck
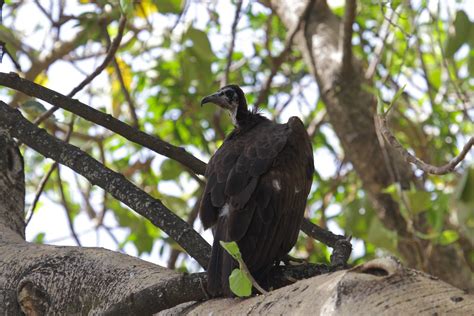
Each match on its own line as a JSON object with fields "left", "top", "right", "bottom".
{"left": 232, "top": 107, "right": 266, "bottom": 131}
{"left": 232, "top": 102, "right": 254, "bottom": 127}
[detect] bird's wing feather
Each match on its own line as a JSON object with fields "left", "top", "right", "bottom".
{"left": 200, "top": 116, "right": 314, "bottom": 291}
{"left": 236, "top": 116, "right": 314, "bottom": 271}
{"left": 199, "top": 120, "right": 288, "bottom": 230}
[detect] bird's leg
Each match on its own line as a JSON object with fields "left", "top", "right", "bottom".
{"left": 282, "top": 254, "right": 306, "bottom": 266}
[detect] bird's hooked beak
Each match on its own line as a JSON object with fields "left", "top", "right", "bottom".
{"left": 200, "top": 92, "right": 231, "bottom": 109}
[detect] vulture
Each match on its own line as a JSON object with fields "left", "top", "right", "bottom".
{"left": 199, "top": 85, "right": 314, "bottom": 296}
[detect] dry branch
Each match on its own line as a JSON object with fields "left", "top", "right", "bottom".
{"left": 376, "top": 114, "right": 473, "bottom": 175}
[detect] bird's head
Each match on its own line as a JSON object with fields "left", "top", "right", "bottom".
{"left": 201, "top": 85, "right": 247, "bottom": 126}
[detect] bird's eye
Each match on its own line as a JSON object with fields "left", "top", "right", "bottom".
{"left": 224, "top": 90, "right": 234, "bottom": 100}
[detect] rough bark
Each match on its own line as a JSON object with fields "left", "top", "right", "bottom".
{"left": 162, "top": 257, "right": 474, "bottom": 315}
{"left": 266, "top": 0, "right": 473, "bottom": 291}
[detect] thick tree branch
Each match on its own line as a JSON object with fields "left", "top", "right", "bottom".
{"left": 0, "top": 100, "right": 211, "bottom": 268}
{"left": 376, "top": 114, "right": 473, "bottom": 175}
{"left": 0, "top": 72, "right": 207, "bottom": 175}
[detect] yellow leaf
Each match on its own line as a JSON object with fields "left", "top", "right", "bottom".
{"left": 135, "top": 2, "right": 158, "bottom": 18}
{"left": 34, "top": 72, "right": 48, "bottom": 86}
{"left": 115, "top": 58, "right": 132, "bottom": 89}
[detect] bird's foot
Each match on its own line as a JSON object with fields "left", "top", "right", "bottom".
{"left": 282, "top": 254, "right": 306, "bottom": 266}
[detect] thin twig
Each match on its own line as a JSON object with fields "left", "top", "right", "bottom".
{"left": 429, "top": 5, "right": 471, "bottom": 122}
{"left": 33, "top": 15, "right": 127, "bottom": 126}
{"left": 376, "top": 114, "right": 473, "bottom": 175}
{"left": 365, "top": 6, "right": 395, "bottom": 79}
{"left": 306, "top": 110, "right": 326, "bottom": 138}
{"left": 100, "top": 17, "right": 140, "bottom": 129}
{"left": 222, "top": 0, "right": 243, "bottom": 86}
{"left": 25, "top": 115, "right": 76, "bottom": 225}
{"left": 25, "top": 162, "right": 57, "bottom": 225}
{"left": 254, "top": 0, "right": 314, "bottom": 107}
{"left": 57, "top": 165, "right": 82, "bottom": 246}
{"left": 3, "top": 46, "right": 22, "bottom": 71}
{"left": 341, "top": 0, "right": 356, "bottom": 75}
{"left": 112, "top": 58, "right": 140, "bottom": 128}
{"left": 169, "top": 0, "right": 189, "bottom": 34}
{"left": 168, "top": 195, "right": 201, "bottom": 269}
{"left": 102, "top": 224, "right": 124, "bottom": 252}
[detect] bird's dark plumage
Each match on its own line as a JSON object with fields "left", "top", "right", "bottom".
{"left": 199, "top": 85, "right": 314, "bottom": 296}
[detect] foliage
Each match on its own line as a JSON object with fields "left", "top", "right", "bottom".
{"left": 220, "top": 241, "right": 252, "bottom": 297}
{"left": 0, "top": 0, "right": 472, "bottom": 274}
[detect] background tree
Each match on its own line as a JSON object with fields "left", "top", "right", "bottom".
{"left": 0, "top": 0, "right": 472, "bottom": 313}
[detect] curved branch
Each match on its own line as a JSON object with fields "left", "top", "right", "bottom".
{"left": 0, "top": 72, "right": 207, "bottom": 175}
{"left": 376, "top": 114, "right": 473, "bottom": 175}
{"left": 0, "top": 101, "right": 211, "bottom": 268}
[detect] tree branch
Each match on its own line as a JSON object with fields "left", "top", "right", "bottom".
{"left": 0, "top": 72, "right": 207, "bottom": 175}
{"left": 0, "top": 101, "right": 211, "bottom": 268}
{"left": 57, "top": 166, "right": 82, "bottom": 246}
{"left": 341, "top": 0, "right": 356, "bottom": 75}
{"left": 376, "top": 114, "right": 473, "bottom": 175}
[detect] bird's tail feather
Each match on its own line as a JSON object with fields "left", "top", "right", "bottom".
{"left": 207, "top": 216, "right": 237, "bottom": 297}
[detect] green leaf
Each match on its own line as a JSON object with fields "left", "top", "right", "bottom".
{"left": 22, "top": 100, "right": 47, "bottom": 114}
{"left": 366, "top": 216, "right": 398, "bottom": 252}
{"left": 229, "top": 268, "right": 252, "bottom": 297}
{"left": 407, "top": 190, "right": 431, "bottom": 214}
{"left": 160, "top": 159, "right": 181, "bottom": 180}
{"left": 455, "top": 167, "right": 474, "bottom": 204}
{"left": 220, "top": 241, "right": 242, "bottom": 260}
{"left": 155, "top": 0, "right": 183, "bottom": 14}
{"left": 120, "top": 0, "right": 133, "bottom": 16}
{"left": 33, "top": 232, "right": 46, "bottom": 244}
{"left": 438, "top": 230, "right": 459, "bottom": 245}
{"left": 468, "top": 50, "right": 474, "bottom": 78}
{"left": 184, "top": 28, "right": 215, "bottom": 62}
{"left": 446, "top": 10, "right": 471, "bottom": 58}
{"left": 385, "top": 84, "right": 406, "bottom": 115}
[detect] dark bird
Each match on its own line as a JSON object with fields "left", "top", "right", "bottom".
{"left": 199, "top": 85, "right": 314, "bottom": 296}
